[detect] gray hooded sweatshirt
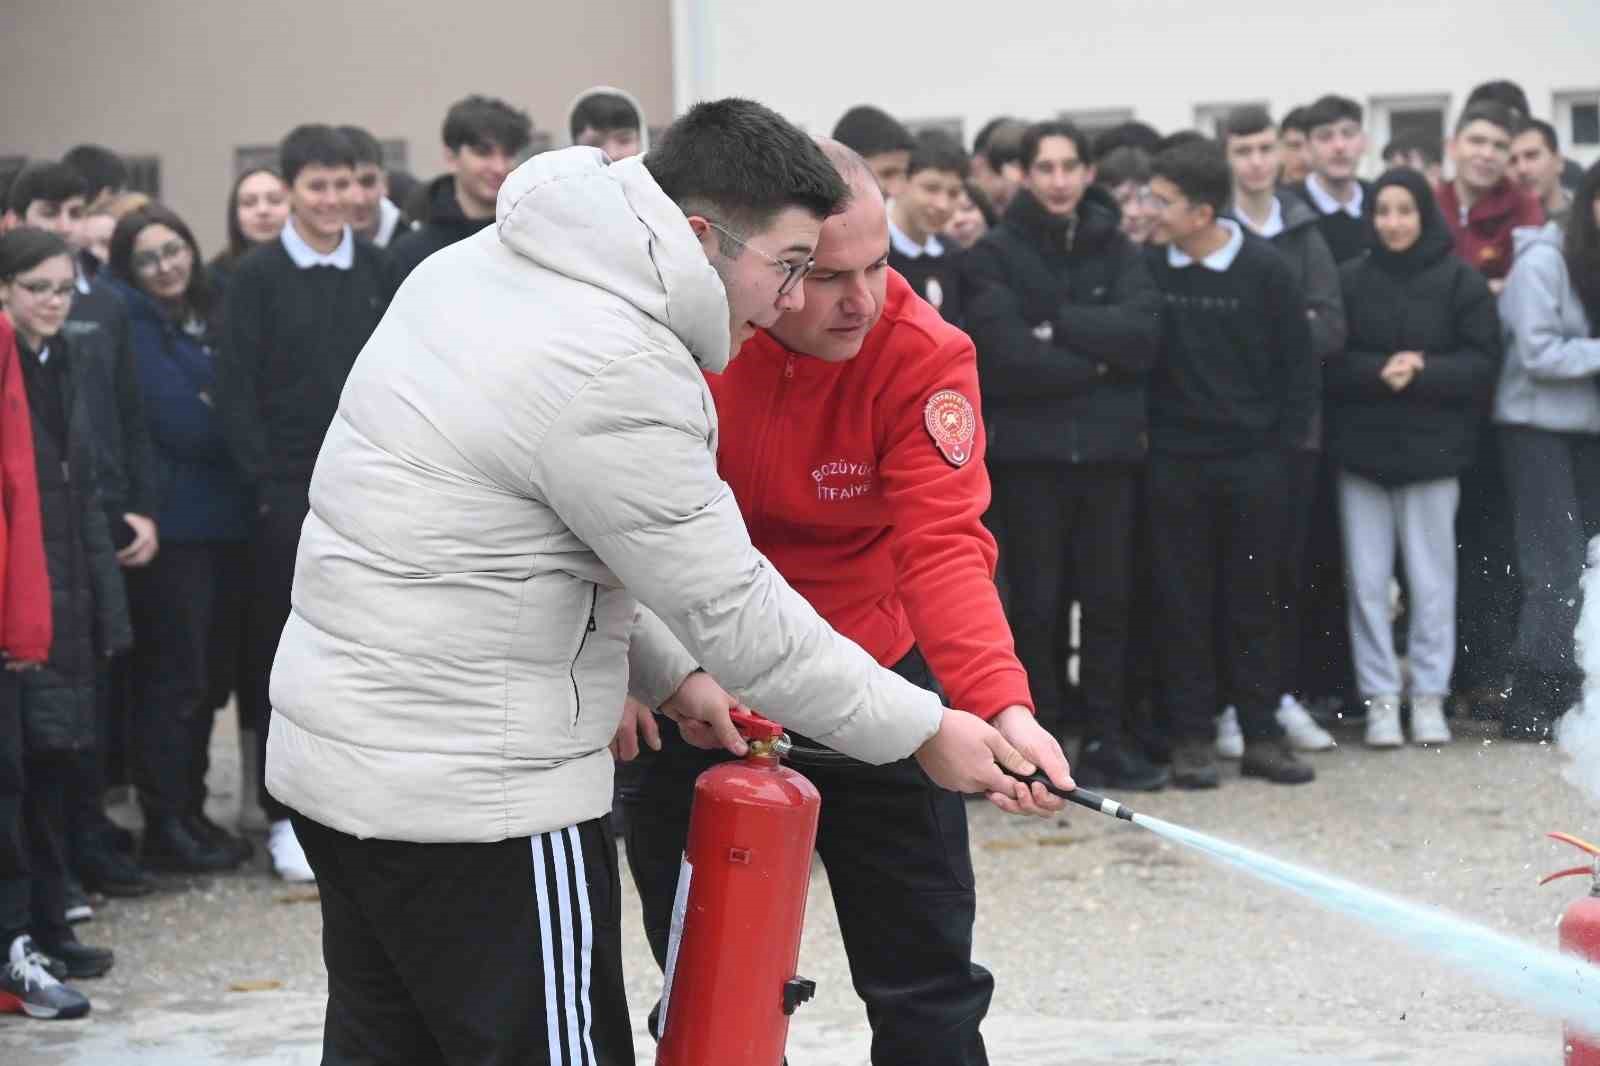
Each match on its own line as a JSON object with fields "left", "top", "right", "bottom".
{"left": 1494, "top": 222, "right": 1600, "bottom": 434}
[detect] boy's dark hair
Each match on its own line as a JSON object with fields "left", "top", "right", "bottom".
{"left": 1455, "top": 101, "right": 1518, "bottom": 138}
{"left": 569, "top": 92, "right": 641, "bottom": 141}
{"left": 0, "top": 226, "right": 73, "bottom": 282}
{"left": 831, "top": 105, "right": 914, "bottom": 159}
{"left": 973, "top": 116, "right": 1018, "bottom": 155}
{"left": 907, "top": 132, "right": 969, "bottom": 180}
{"left": 336, "top": 125, "right": 385, "bottom": 168}
{"left": 984, "top": 122, "right": 1027, "bottom": 170}
{"left": 280, "top": 125, "right": 356, "bottom": 186}
{"left": 1093, "top": 120, "right": 1162, "bottom": 159}
{"left": 1518, "top": 118, "right": 1560, "bottom": 155}
{"left": 1218, "top": 105, "right": 1275, "bottom": 144}
{"left": 1280, "top": 107, "right": 1313, "bottom": 135}
{"left": 1095, "top": 146, "right": 1150, "bottom": 190}
{"left": 6, "top": 161, "right": 89, "bottom": 216}
{"left": 1381, "top": 135, "right": 1443, "bottom": 167}
{"left": 1466, "top": 79, "right": 1531, "bottom": 121}
{"left": 442, "top": 94, "right": 533, "bottom": 155}
{"left": 1154, "top": 130, "right": 1208, "bottom": 154}
{"left": 63, "top": 144, "right": 127, "bottom": 202}
{"left": 1304, "top": 94, "right": 1364, "bottom": 132}
{"left": 645, "top": 97, "right": 849, "bottom": 248}
{"left": 962, "top": 179, "right": 997, "bottom": 227}
{"left": 109, "top": 203, "right": 215, "bottom": 321}
{"left": 1019, "top": 120, "right": 1092, "bottom": 171}
{"left": 1152, "top": 139, "right": 1232, "bottom": 218}
{"left": 1565, "top": 161, "right": 1600, "bottom": 334}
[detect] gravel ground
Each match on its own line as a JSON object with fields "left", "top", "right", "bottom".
{"left": 0, "top": 706, "right": 1590, "bottom": 1064}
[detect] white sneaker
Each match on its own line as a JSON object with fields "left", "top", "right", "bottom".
{"left": 1276, "top": 694, "right": 1337, "bottom": 751}
{"left": 267, "top": 820, "right": 315, "bottom": 883}
{"left": 1409, "top": 694, "right": 1453, "bottom": 745}
{"left": 1216, "top": 706, "right": 1244, "bottom": 759}
{"left": 1364, "top": 694, "right": 1404, "bottom": 748}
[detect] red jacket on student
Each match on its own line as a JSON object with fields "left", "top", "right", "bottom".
{"left": 705, "top": 270, "right": 1032, "bottom": 720}
{"left": 0, "top": 314, "right": 52, "bottom": 664}
{"left": 1436, "top": 178, "right": 1544, "bottom": 281}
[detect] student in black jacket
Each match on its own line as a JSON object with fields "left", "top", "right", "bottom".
{"left": 1144, "top": 139, "right": 1319, "bottom": 789}
{"left": 888, "top": 133, "right": 968, "bottom": 324}
{"left": 964, "top": 120, "right": 1167, "bottom": 791}
{"left": 386, "top": 95, "right": 531, "bottom": 295}
{"left": 1290, "top": 95, "right": 1374, "bottom": 265}
{"left": 1327, "top": 169, "right": 1499, "bottom": 750}
{"left": 216, "top": 125, "right": 387, "bottom": 883}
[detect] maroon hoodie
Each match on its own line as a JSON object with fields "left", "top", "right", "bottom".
{"left": 1436, "top": 178, "right": 1544, "bottom": 281}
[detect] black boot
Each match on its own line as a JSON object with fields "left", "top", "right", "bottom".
{"left": 1170, "top": 741, "right": 1220, "bottom": 790}
{"left": 1502, "top": 669, "right": 1565, "bottom": 741}
{"left": 141, "top": 815, "right": 239, "bottom": 873}
{"left": 32, "top": 931, "right": 114, "bottom": 980}
{"left": 1074, "top": 736, "right": 1170, "bottom": 792}
{"left": 77, "top": 847, "right": 153, "bottom": 898}
{"left": 1241, "top": 738, "right": 1316, "bottom": 785}
{"left": 186, "top": 812, "right": 253, "bottom": 865}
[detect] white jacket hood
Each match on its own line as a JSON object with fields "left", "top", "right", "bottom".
{"left": 496, "top": 146, "right": 731, "bottom": 372}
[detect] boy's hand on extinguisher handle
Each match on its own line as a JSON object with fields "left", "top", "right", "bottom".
{"left": 660, "top": 670, "right": 749, "bottom": 757}
{"left": 989, "top": 706, "right": 1072, "bottom": 816}
{"left": 915, "top": 709, "right": 1036, "bottom": 802}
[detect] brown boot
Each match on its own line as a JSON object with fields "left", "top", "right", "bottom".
{"left": 1241, "top": 738, "right": 1315, "bottom": 785}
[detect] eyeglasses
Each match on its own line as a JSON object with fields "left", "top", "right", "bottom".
{"left": 15, "top": 280, "right": 76, "bottom": 301}
{"left": 704, "top": 220, "right": 814, "bottom": 297}
{"left": 131, "top": 239, "right": 191, "bottom": 275}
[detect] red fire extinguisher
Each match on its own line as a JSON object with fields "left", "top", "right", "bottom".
{"left": 1543, "top": 831, "right": 1600, "bottom": 1065}
{"left": 656, "top": 708, "right": 821, "bottom": 1066}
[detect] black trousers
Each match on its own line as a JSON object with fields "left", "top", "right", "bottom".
{"left": 245, "top": 482, "right": 310, "bottom": 824}
{"left": 1502, "top": 427, "right": 1600, "bottom": 679}
{"left": 0, "top": 678, "right": 72, "bottom": 946}
{"left": 624, "top": 648, "right": 992, "bottom": 1066}
{"left": 993, "top": 463, "right": 1136, "bottom": 738}
{"left": 126, "top": 542, "right": 250, "bottom": 819}
{"left": 1294, "top": 454, "right": 1355, "bottom": 703}
{"left": 293, "top": 811, "right": 633, "bottom": 1066}
{"left": 1148, "top": 450, "right": 1289, "bottom": 743}
{"left": 1457, "top": 428, "right": 1520, "bottom": 691}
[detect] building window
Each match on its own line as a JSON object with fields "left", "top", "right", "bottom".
{"left": 1555, "top": 90, "right": 1600, "bottom": 162}
{"left": 379, "top": 139, "right": 409, "bottom": 172}
{"left": 1059, "top": 108, "right": 1135, "bottom": 140}
{"left": 125, "top": 155, "right": 161, "bottom": 198}
{"left": 1193, "top": 101, "right": 1268, "bottom": 138}
{"left": 906, "top": 117, "right": 965, "bottom": 145}
{"left": 1370, "top": 94, "right": 1449, "bottom": 165}
{"left": 235, "top": 144, "right": 278, "bottom": 177}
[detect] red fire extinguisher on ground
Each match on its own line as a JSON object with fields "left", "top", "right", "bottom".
{"left": 1543, "top": 831, "right": 1600, "bottom": 1065}
{"left": 656, "top": 708, "right": 821, "bottom": 1066}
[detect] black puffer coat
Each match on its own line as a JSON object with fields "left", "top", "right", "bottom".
{"left": 15, "top": 331, "right": 133, "bottom": 753}
{"left": 962, "top": 184, "right": 1162, "bottom": 465}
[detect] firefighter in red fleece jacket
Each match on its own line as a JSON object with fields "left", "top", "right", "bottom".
{"left": 618, "top": 142, "right": 1071, "bottom": 1066}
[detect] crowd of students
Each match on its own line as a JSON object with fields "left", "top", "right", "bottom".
{"left": 0, "top": 75, "right": 1597, "bottom": 1021}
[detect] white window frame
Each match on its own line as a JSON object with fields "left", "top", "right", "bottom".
{"left": 1368, "top": 93, "right": 1451, "bottom": 173}
{"left": 1193, "top": 101, "right": 1268, "bottom": 139}
{"left": 1058, "top": 108, "right": 1135, "bottom": 135}
{"left": 1554, "top": 88, "right": 1600, "bottom": 165}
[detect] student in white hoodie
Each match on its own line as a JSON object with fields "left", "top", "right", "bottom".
{"left": 266, "top": 98, "right": 1061, "bottom": 1066}
{"left": 1495, "top": 162, "right": 1600, "bottom": 741}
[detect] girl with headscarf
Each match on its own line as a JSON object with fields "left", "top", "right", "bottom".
{"left": 1325, "top": 168, "right": 1501, "bottom": 749}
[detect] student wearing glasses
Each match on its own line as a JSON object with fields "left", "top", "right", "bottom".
{"left": 102, "top": 206, "right": 253, "bottom": 873}
{"left": 0, "top": 227, "right": 133, "bottom": 1013}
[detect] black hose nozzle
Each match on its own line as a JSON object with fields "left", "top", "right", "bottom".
{"left": 1005, "top": 770, "right": 1137, "bottom": 822}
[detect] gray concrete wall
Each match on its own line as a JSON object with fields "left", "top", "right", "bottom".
{"left": 0, "top": 0, "right": 674, "bottom": 254}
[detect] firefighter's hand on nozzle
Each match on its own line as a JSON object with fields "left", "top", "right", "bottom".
{"left": 660, "top": 670, "right": 749, "bottom": 757}
{"left": 610, "top": 696, "right": 662, "bottom": 761}
{"left": 988, "top": 706, "right": 1072, "bottom": 816}
{"left": 915, "top": 709, "right": 1035, "bottom": 801}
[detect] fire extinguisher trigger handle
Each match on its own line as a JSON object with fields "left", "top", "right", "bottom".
{"left": 782, "top": 977, "right": 817, "bottom": 1016}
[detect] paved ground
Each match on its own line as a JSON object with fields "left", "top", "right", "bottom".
{"left": 0, "top": 707, "right": 1589, "bottom": 1064}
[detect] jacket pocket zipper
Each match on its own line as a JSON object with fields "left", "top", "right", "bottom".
{"left": 570, "top": 585, "right": 599, "bottom": 728}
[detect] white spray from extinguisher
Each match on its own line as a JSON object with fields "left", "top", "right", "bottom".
{"left": 1556, "top": 536, "right": 1600, "bottom": 805}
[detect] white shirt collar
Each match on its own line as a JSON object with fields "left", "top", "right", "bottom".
{"left": 1233, "top": 195, "right": 1284, "bottom": 239}
{"left": 281, "top": 219, "right": 355, "bottom": 270}
{"left": 1305, "top": 173, "right": 1363, "bottom": 219}
{"left": 887, "top": 214, "right": 944, "bottom": 260}
{"left": 373, "top": 198, "right": 403, "bottom": 248}
{"left": 1168, "top": 219, "right": 1245, "bottom": 272}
